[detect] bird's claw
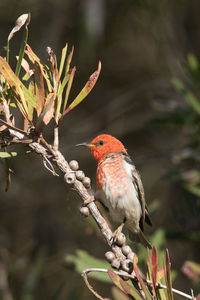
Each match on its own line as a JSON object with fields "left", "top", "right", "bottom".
{"left": 110, "top": 223, "right": 124, "bottom": 244}
{"left": 83, "top": 197, "right": 95, "bottom": 206}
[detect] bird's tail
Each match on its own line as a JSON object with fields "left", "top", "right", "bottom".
{"left": 128, "top": 229, "right": 152, "bottom": 249}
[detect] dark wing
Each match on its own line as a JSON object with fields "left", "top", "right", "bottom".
{"left": 123, "top": 154, "right": 152, "bottom": 231}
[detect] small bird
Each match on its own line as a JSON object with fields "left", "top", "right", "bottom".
{"left": 77, "top": 134, "right": 152, "bottom": 249}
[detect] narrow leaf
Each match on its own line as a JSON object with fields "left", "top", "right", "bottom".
{"left": 0, "top": 152, "right": 18, "bottom": 158}
{"left": 8, "top": 13, "right": 30, "bottom": 42}
{"left": 14, "top": 13, "right": 31, "bottom": 77}
{"left": 152, "top": 246, "right": 158, "bottom": 297}
{"left": 5, "top": 167, "right": 13, "bottom": 192}
{"left": 25, "top": 44, "right": 53, "bottom": 92}
{"left": 27, "top": 81, "right": 35, "bottom": 121}
{"left": 0, "top": 56, "right": 36, "bottom": 108}
{"left": 65, "top": 46, "right": 74, "bottom": 74}
{"left": 16, "top": 56, "right": 33, "bottom": 81}
{"left": 59, "top": 43, "right": 68, "bottom": 79}
{"left": 34, "top": 62, "right": 45, "bottom": 116}
{"left": 133, "top": 256, "right": 152, "bottom": 300}
{"left": 61, "top": 66, "right": 76, "bottom": 117}
{"left": 63, "top": 61, "right": 101, "bottom": 116}
{"left": 172, "top": 78, "right": 200, "bottom": 115}
{"left": 35, "top": 93, "right": 55, "bottom": 133}
{"left": 164, "top": 250, "right": 174, "bottom": 300}
{"left": 181, "top": 261, "right": 200, "bottom": 281}
{"left": 107, "top": 269, "right": 143, "bottom": 300}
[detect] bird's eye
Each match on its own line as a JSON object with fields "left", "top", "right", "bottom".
{"left": 99, "top": 140, "right": 104, "bottom": 146}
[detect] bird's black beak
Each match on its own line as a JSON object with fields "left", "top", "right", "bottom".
{"left": 76, "top": 142, "right": 88, "bottom": 147}
{"left": 76, "top": 142, "right": 95, "bottom": 148}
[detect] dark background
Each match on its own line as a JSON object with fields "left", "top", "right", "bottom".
{"left": 0, "top": 0, "right": 200, "bottom": 299}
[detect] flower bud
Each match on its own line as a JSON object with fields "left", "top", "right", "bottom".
{"left": 82, "top": 177, "right": 91, "bottom": 188}
{"left": 121, "top": 259, "right": 133, "bottom": 273}
{"left": 122, "top": 245, "right": 131, "bottom": 257}
{"left": 111, "top": 258, "right": 120, "bottom": 269}
{"left": 69, "top": 160, "right": 79, "bottom": 171}
{"left": 116, "top": 233, "right": 126, "bottom": 246}
{"left": 127, "top": 252, "right": 135, "bottom": 261}
{"left": 105, "top": 251, "right": 115, "bottom": 263}
{"left": 75, "top": 170, "right": 85, "bottom": 181}
{"left": 79, "top": 206, "right": 90, "bottom": 217}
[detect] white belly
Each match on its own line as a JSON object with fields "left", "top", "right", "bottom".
{"left": 100, "top": 157, "right": 142, "bottom": 232}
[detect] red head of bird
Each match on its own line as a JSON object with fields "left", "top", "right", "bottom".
{"left": 85, "top": 134, "right": 127, "bottom": 162}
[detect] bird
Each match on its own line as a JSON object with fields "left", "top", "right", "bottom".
{"left": 77, "top": 134, "right": 152, "bottom": 249}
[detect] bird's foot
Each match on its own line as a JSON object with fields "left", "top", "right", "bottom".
{"left": 83, "top": 197, "right": 95, "bottom": 206}
{"left": 111, "top": 223, "right": 125, "bottom": 244}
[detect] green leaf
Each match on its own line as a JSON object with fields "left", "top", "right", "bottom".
{"left": 111, "top": 287, "right": 130, "bottom": 300}
{"left": 63, "top": 61, "right": 101, "bottom": 116}
{"left": 61, "top": 66, "right": 76, "bottom": 117}
{"left": 164, "top": 249, "right": 174, "bottom": 300}
{"left": 64, "top": 250, "right": 110, "bottom": 283}
{"left": 0, "top": 152, "right": 18, "bottom": 158}
{"left": 65, "top": 46, "right": 74, "bottom": 75}
{"left": 172, "top": 77, "right": 200, "bottom": 115}
{"left": 58, "top": 43, "right": 68, "bottom": 80}
{"left": 15, "top": 13, "right": 31, "bottom": 77}
{"left": 188, "top": 53, "right": 199, "bottom": 72}
{"left": 0, "top": 56, "right": 36, "bottom": 110}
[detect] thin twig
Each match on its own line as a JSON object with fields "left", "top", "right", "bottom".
{"left": 82, "top": 268, "right": 196, "bottom": 300}
{"left": 82, "top": 272, "right": 106, "bottom": 300}
{"left": 0, "top": 118, "right": 27, "bottom": 134}
{"left": 43, "top": 156, "right": 59, "bottom": 176}
{"left": 53, "top": 117, "right": 59, "bottom": 150}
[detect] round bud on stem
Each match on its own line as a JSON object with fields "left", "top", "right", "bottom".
{"left": 121, "top": 259, "right": 133, "bottom": 273}
{"left": 122, "top": 245, "right": 132, "bottom": 257}
{"left": 111, "top": 258, "right": 120, "bottom": 269}
{"left": 75, "top": 170, "right": 85, "bottom": 181}
{"left": 127, "top": 252, "right": 135, "bottom": 261}
{"left": 69, "top": 160, "right": 79, "bottom": 171}
{"left": 79, "top": 206, "right": 90, "bottom": 217}
{"left": 116, "top": 233, "right": 126, "bottom": 246}
{"left": 82, "top": 177, "right": 91, "bottom": 188}
{"left": 105, "top": 251, "right": 115, "bottom": 263}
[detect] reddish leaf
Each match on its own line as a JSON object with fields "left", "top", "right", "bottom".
{"left": 133, "top": 255, "right": 152, "bottom": 300}
{"left": 181, "top": 261, "right": 200, "bottom": 281}
{"left": 107, "top": 269, "right": 119, "bottom": 283}
{"left": 107, "top": 269, "right": 143, "bottom": 300}
{"left": 152, "top": 246, "right": 158, "bottom": 297}
{"left": 35, "top": 93, "right": 55, "bottom": 133}
{"left": 157, "top": 266, "right": 165, "bottom": 280}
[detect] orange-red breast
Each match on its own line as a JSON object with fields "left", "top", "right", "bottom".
{"left": 78, "top": 134, "right": 152, "bottom": 249}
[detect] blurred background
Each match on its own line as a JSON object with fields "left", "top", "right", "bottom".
{"left": 0, "top": 0, "right": 200, "bottom": 299}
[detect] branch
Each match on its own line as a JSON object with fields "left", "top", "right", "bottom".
{"left": 1, "top": 124, "right": 127, "bottom": 264}
{"left": 82, "top": 268, "right": 196, "bottom": 300}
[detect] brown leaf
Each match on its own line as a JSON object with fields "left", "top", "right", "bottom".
{"left": 8, "top": 13, "right": 30, "bottom": 42}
